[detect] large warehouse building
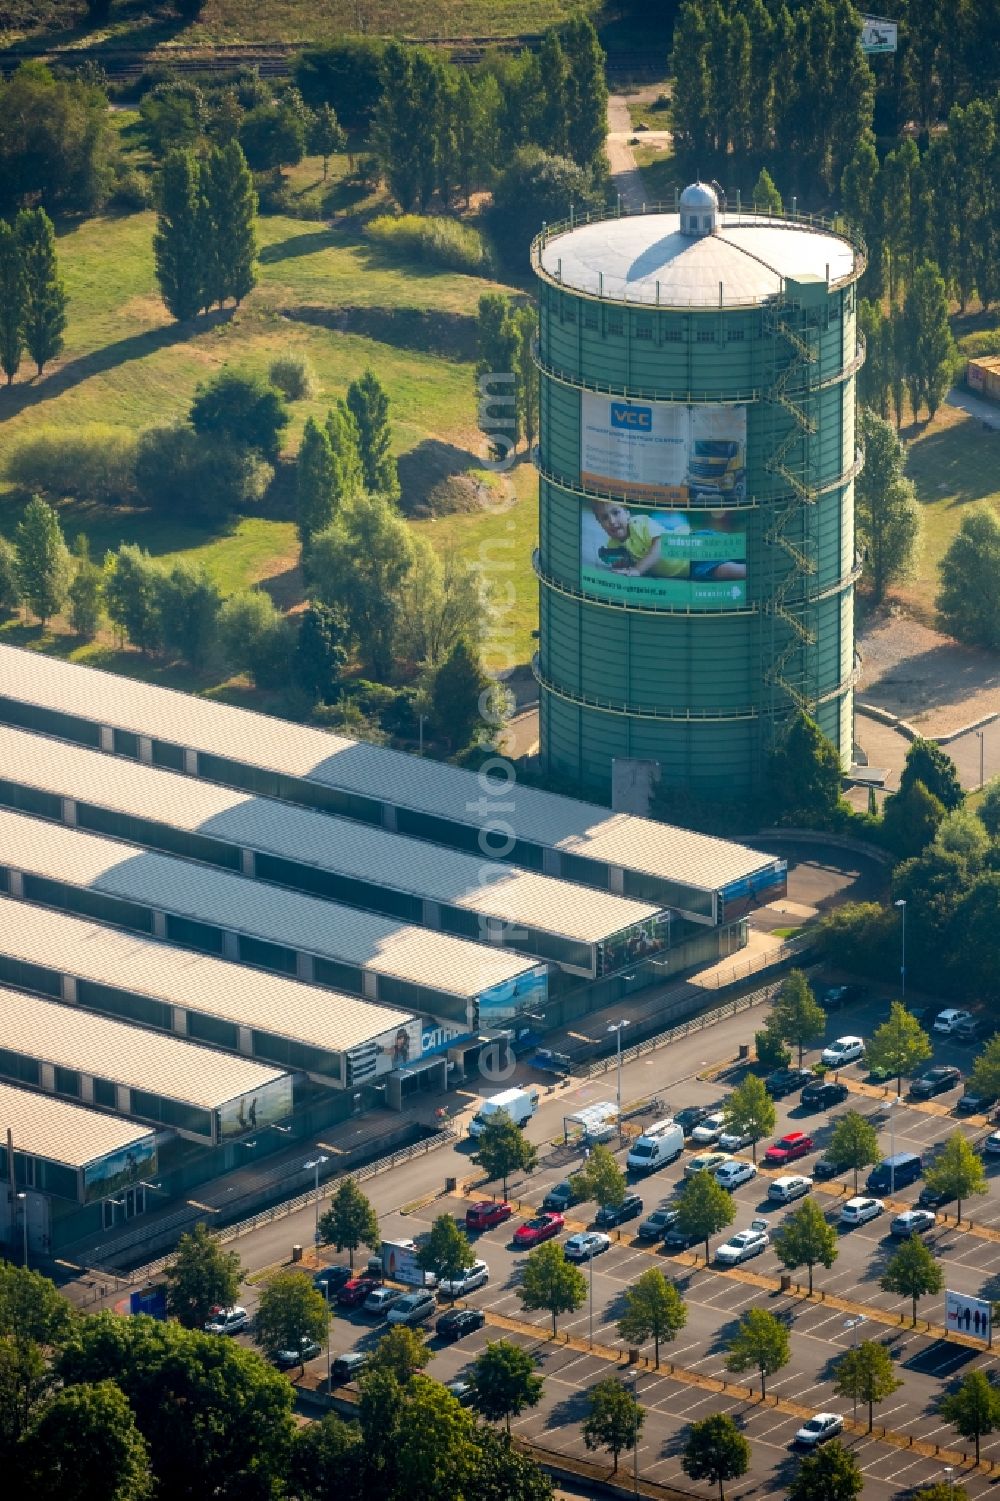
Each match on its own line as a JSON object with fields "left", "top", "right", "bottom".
{"left": 530, "top": 186, "right": 865, "bottom": 798}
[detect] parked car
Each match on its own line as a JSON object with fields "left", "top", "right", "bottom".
{"left": 909, "top": 1065, "right": 962, "bottom": 1099}
{"left": 466, "top": 1200, "right": 513, "bottom": 1232}
{"left": 637, "top": 1207, "right": 680, "bottom": 1240}
{"left": 890, "top": 1209, "right": 937, "bottom": 1237}
{"left": 820, "top": 985, "right": 868, "bottom": 1012}
{"left": 768, "top": 1174, "right": 812, "bottom": 1204}
{"left": 513, "top": 1213, "right": 564, "bottom": 1248}
{"left": 812, "top": 1155, "right": 845, "bottom": 1181}
{"left": 313, "top": 1265, "right": 352, "bottom": 1295}
{"left": 564, "top": 1231, "right": 612, "bottom": 1262}
{"left": 438, "top": 1261, "right": 490, "bottom": 1298}
{"left": 691, "top": 1111, "right": 727, "bottom": 1145}
{"left": 821, "top": 1036, "right": 865, "bottom": 1067}
{"left": 542, "top": 1181, "right": 578, "bottom": 1213}
{"left": 763, "top": 1132, "right": 815, "bottom": 1166}
{"left": 933, "top": 1009, "right": 974, "bottom": 1036}
{"left": 715, "top": 1158, "right": 757, "bottom": 1190}
{"left": 684, "top": 1151, "right": 729, "bottom": 1178}
{"left": 204, "top": 1306, "right": 250, "bottom": 1336}
{"left": 764, "top": 1066, "right": 813, "bottom": 1099}
{"left": 953, "top": 1017, "right": 983, "bottom": 1045}
{"left": 718, "top": 1126, "right": 756, "bottom": 1152}
{"left": 674, "top": 1105, "right": 713, "bottom": 1135}
{"left": 663, "top": 1224, "right": 701, "bottom": 1251}
{"left": 867, "top": 1152, "right": 922, "bottom": 1193}
{"left": 801, "top": 1080, "right": 849, "bottom": 1111}
{"left": 445, "top": 1379, "right": 475, "bottom": 1406}
{"left": 840, "top": 1196, "right": 884, "bottom": 1227}
{"left": 364, "top": 1286, "right": 403, "bottom": 1317}
{"left": 387, "top": 1290, "right": 437, "bottom": 1326}
{"left": 436, "top": 1307, "right": 486, "bottom": 1341}
{"left": 331, "top": 1351, "right": 368, "bottom": 1384}
{"left": 595, "top": 1193, "right": 643, "bottom": 1228}
{"left": 918, "top": 1184, "right": 955, "bottom": 1210}
{"left": 715, "top": 1222, "right": 770, "bottom": 1265}
{"left": 795, "top": 1412, "right": 844, "bottom": 1447}
{"left": 337, "top": 1276, "right": 381, "bottom": 1308}
{"left": 273, "top": 1339, "right": 322, "bottom": 1369}
{"left": 982, "top": 1130, "right": 1000, "bottom": 1157}
{"left": 957, "top": 1089, "right": 998, "bottom": 1116}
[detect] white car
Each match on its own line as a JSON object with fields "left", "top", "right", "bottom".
{"left": 203, "top": 1305, "right": 250, "bottom": 1335}
{"left": 934, "top": 1008, "right": 973, "bottom": 1035}
{"left": 795, "top": 1412, "right": 844, "bottom": 1447}
{"left": 714, "top": 1158, "right": 757, "bottom": 1190}
{"left": 840, "top": 1196, "right": 885, "bottom": 1227}
{"left": 718, "top": 1127, "right": 755, "bottom": 1152}
{"left": 564, "top": 1231, "right": 612, "bottom": 1262}
{"left": 715, "top": 1222, "right": 769, "bottom": 1265}
{"left": 691, "top": 1111, "right": 727, "bottom": 1145}
{"left": 890, "top": 1209, "right": 936, "bottom": 1237}
{"left": 821, "top": 1036, "right": 865, "bottom": 1067}
{"left": 437, "top": 1260, "right": 490, "bottom": 1297}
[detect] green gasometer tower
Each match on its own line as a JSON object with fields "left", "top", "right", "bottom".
{"left": 531, "top": 182, "right": 866, "bottom": 799}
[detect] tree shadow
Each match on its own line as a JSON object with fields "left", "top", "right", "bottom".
{"left": 258, "top": 561, "right": 304, "bottom": 613}
{"left": 859, "top": 639, "right": 1000, "bottom": 716}
{"left": 284, "top": 304, "right": 477, "bottom": 362}
{"left": 259, "top": 230, "right": 340, "bottom": 265}
{"left": 908, "top": 419, "right": 1000, "bottom": 506}
{"left": 547, "top": 1385, "right": 596, "bottom": 1427}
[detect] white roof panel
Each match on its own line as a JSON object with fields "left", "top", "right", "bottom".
{"left": 0, "top": 1078, "right": 153, "bottom": 1169}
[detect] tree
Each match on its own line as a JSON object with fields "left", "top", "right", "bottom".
{"left": 153, "top": 150, "right": 204, "bottom": 321}
{"left": 255, "top": 1271, "right": 330, "bottom": 1367}
{"left": 570, "top": 1142, "right": 627, "bottom": 1211}
{"left": 787, "top": 1440, "right": 863, "bottom": 1501}
{"left": 238, "top": 102, "right": 306, "bottom": 175}
{"left": 307, "top": 492, "right": 415, "bottom": 680}
{"left": 866, "top": 1001, "right": 933, "bottom": 1094}
{"left": 318, "top": 1177, "right": 380, "bottom": 1267}
{"left": 67, "top": 535, "right": 103, "bottom": 638}
{"left": 755, "top": 1021, "right": 791, "bottom": 1071}
{"left": 752, "top": 167, "right": 782, "bottom": 213}
{"left": 104, "top": 544, "right": 162, "bottom": 654}
{"left": 940, "top": 1370, "right": 1000, "bottom": 1465}
{"left": 0, "top": 537, "right": 21, "bottom": 617}
{"left": 880, "top": 1233, "right": 943, "bottom": 1326}
{"left": 324, "top": 399, "right": 364, "bottom": 507}
{"left": 518, "top": 1240, "right": 587, "bottom": 1336}
{"left": 724, "top": 1307, "right": 790, "bottom": 1399}
{"left": 288, "top": 1413, "right": 363, "bottom": 1501}
{"left": 827, "top": 1110, "right": 881, "bottom": 1193}
{"left": 902, "top": 261, "right": 957, "bottom": 419}
{"left": 855, "top": 409, "right": 921, "bottom": 603}
{"left": 23, "top": 1380, "right": 152, "bottom": 1501}
{"left": 674, "top": 1169, "right": 736, "bottom": 1262}
{"left": 430, "top": 637, "right": 489, "bottom": 751}
{"left": 582, "top": 1376, "right": 643, "bottom": 1475}
{"left": 772, "top": 1197, "right": 838, "bottom": 1294}
{"left": 202, "top": 140, "right": 257, "bottom": 307}
{"left": 469, "top": 1426, "right": 554, "bottom": 1501}
{"left": 371, "top": 43, "right": 445, "bottom": 212}
{"left": 899, "top": 738, "right": 964, "bottom": 812}
{"left": 394, "top": 1373, "right": 478, "bottom": 1501}
{"left": 617, "top": 1267, "right": 687, "bottom": 1369}
{"left": 832, "top": 1339, "right": 902, "bottom": 1432}
{"left": 881, "top": 778, "right": 947, "bottom": 858}
{"left": 969, "top": 1033, "right": 1000, "bottom": 1103}
{"left": 472, "top": 1113, "right": 538, "bottom": 1199}
{"left": 721, "top": 1073, "right": 775, "bottom": 1163}
{"left": 770, "top": 969, "right": 825, "bottom": 1065}
{"left": 310, "top": 103, "right": 346, "bottom": 177}
{"left": 513, "top": 302, "right": 539, "bottom": 455}
{"left": 559, "top": 14, "right": 608, "bottom": 171}
{"left": 0, "top": 62, "right": 117, "bottom": 220}
{"left": 190, "top": 368, "right": 289, "bottom": 463}
{"left": 488, "top": 146, "right": 600, "bottom": 272}
{"left": 162, "top": 1222, "right": 242, "bottom": 1329}
{"left": 346, "top": 368, "right": 398, "bottom": 499}
{"left": 910, "top": 1486, "right": 969, "bottom": 1501}
{"left": 294, "top": 601, "right": 348, "bottom": 705}
{"left": 476, "top": 292, "right": 519, "bottom": 460}
{"left": 15, "top": 494, "right": 71, "bottom": 625}
{"left": 368, "top": 1324, "right": 432, "bottom": 1385}
{"left": 296, "top": 416, "right": 338, "bottom": 543}
{"left": 157, "top": 563, "right": 222, "bottom": 670}
{"left": 397, "top": 540, "right": 487, "bottom": 670}
{"left": 937, "top": 507, "right": 1000, "bottom": 652}
{"left": 769, "top": 711, "right": 844, "bottom": 827}
{"left": 217, "top": 589, "right": 293, "bottom": 689}
{"left": 16, "top": 208, "right": 66, "bottom": 376}
{"left": 135, "top": 426, "right": 270, "bottom": 523}
{"left": 681, "top": 1412, "right": 751, "bottom": 1501}
{"left": 923, "top": 1131, "right": 988, "bottom": 1225}
{"left": 978, "top": 777, "right": 1000, "bottom": 840}
{"left": 417, "top": 1212, "right": 476, "bottom": 1298}
{"left": 469, "top": 1339, "right": 543, "bottom": 1433}
{"left": 0, "top": 219, "right": 24, "bottom": 384}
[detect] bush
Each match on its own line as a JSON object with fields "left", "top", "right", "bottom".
{"left": 110, "top": 167, "right": 153, "bottom": 212}
{"left": 190, "top": 369, "right": 290, "bottom": 463}
{"left": 488, "top": 147, "right": 602, "bottom": 272}
{"left": 366, "top": 214, "right": 491, "bottom": 275}
{"left": 135, "top": 426, "right": 272, "bottom": 522}
{"left": 268, "top": 355, "right": 317, "bottom": 401}
{"left": 755, "top": 1027, "right": 791, "bottom": 1070}
{"left": 812, "top": 901, "right": 899, "bottom": 981}
{"left": 217, "top": 589, "right": 294, "bottom": 689}
{"left": 959, "top": 329, "right": 1000, "bottom": 359}
{"left": 293, "top": 39, "right": 386, "bottom": 130}
{"left": 5, "top": 425, "right": 137, "bottom": 503}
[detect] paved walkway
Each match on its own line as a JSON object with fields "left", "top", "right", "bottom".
{"left": 606, "top": 93, "right": 655, "bottom": 211}
{"left": 946, "top": 385, "right": 1000, "bottom": 430}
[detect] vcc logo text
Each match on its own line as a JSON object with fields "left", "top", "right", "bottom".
{"left": 610, "top": 402, "right": 652, "bottom": 430}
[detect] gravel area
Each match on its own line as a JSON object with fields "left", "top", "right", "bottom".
{"left": 858, "top": 612, "right": 1000, "bottom": 734}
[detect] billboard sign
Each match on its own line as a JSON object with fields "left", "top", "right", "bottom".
{"left": 596, "top": 913, "right": 671, "bottom": 978}
{"left": 861, "top": 16, "right": 897, "bottom": 52}
{"left": 580, "top": 395, "right": 747, "bottom": 504}
{"left": 381, "top": 1238, "right": 433, "bottom": 1287}
{"left": 354, "top": 1018, "right": 425, "bottom": 1080}
{"left": 718, "top": 862, "right": 788, "bottom": 922}
{"left": 217, "top": 1074, "right": 294, "bottom": 1140}
{"left": 581, "top": 502, "right": 748, "bottom": 608}
{"left": 946, "top": 1290, "right": 991, "bottom": 1342}
{"left": 477, "top": 966, "right": 548, "bottom": 1026}
{"left": 82, "top": 1134, "right": 157, "bottom": 1203}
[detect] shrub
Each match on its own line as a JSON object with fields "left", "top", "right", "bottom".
{"left": 217, "top": 589, "right": 294, "bottom": 689}
{"left": 488, "top": 147, "right": 602, "bottom": 271}
{"left": 366, "top": 214, "right": 491, "bottom": 274}
{"left": 110, "top": 167, "right": 153, "bottom": 212}
{"left": 268, "top": 354, "right": 317, "bottom": 401}
{"left": 135, "top": 426, "right": 272, "bottom": 522}
{"left": 5, "top": 425, "right": 137, "bottom": 503}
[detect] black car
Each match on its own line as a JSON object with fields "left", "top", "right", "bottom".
{"left": 595, "top": 1192, "right": 643, "bottom": 1228}
{"left": 957, "top": 1089, "right": 997, "bottom": 1116}
{"left": 765, "top": 1067, "right": 813, "bottom": 1099}
{"left": 542, "top": 1180, "right": 578, "bottom": 1213}
{"left": 909, "top": 1065, "right": 962, "bottom": 1100}
{"left": 918, "top": 1184, "right": 955, "bottom": 1210}
{"left": 812, "top": 1156, "right": 845, "bottom": 1181}
{"left": 820, "top": 984, "right": 869, "bottom": 1011}
{"left": 801, "top": 1080, "right": 849, "bottom": 1111}
{"left": 313, "top": 1265, "right": 352, "bottom": 1294}
{"left": 663, "top": 1224, "right": 700, "bottom": 1251}
{"left": 673, "top": 1106, "right": 713, "bottom": 1135}
{"left": 436, "top": 1307, "right": 486, "bottom": 1342}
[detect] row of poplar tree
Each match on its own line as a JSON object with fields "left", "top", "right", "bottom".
{"left": 153, "top": 140, "right": 258, "bottom": 322}
{"left": 0, "top": 208, "right": 67, "bottom": 384}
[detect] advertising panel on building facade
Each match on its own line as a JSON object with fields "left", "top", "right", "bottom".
{"left": 580, "top": 394, "right": 748, "bottom": 504}
{"left": 82, "top": 1134, "right": 157, "bottom": 1202}
{"left": 946, "top": 1289, "right": 991, "bottom": 1342}
{"left": 360, "top": 1018, "right": 425, "bottom": 1077}
{"left": 596, "top": 912, "right": 671, "bottom": 978}
{"left": 718, "top": 862, "right": 788, "bottom": 922}
{"left": 217, "top": 1074, "right": 294, "bottom": 1139}
{"left": 860, "top": 16, "right": 897, "bottom": 53}
{"left": 477, "top": 966, "right": 549, "bottom": 1026}
{"left": 581, "top": 502, "right": 748, "bottom": 608}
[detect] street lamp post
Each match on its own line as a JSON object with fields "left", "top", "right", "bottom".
{"left": 16, "top": 1191, "right": 27, "bottom": 1268}
{"left": 944, "top": 1465, "right": 955, "bottom": 1501}
{"left": 626, "top": 1368, "right": 640, "bottom": 1496}
{"left": 318, "top": 1278, "right": 332, "bottom": 1391}
{"left": 887, "top": 1096, "right": 903, "bottom": 1194}
{"left": 608, "top": 1020, "right": 631, "bottom": 1141}
{"left": 976, "top": 730, "right": 985, "bottom": 790}
{"left": 894, "top": 899, "right": 906, "bottom": 1000}
{"left": 304, "top": 1155, "right": 329, "bottom": 1244}
{"left": 843, "top": 1315, "right": 867, "bottom": 1419}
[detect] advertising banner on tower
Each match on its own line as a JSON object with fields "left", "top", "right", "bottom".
{"left": 580, "top": 395, "right": 748, "bottom": 504}
{"left": 580, "top": 503, "right": 749, "bottom": 608}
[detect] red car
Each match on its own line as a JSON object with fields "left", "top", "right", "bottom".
{"left": 513, "top": 1212, "right": 564, "bottom": 1248}
{"left": 466, "top": 1200, "right": 513, "bottom": 1232}
{"left": 763, "top": 1132, "right": 815, "bottom": 1166}
{"left": 336, "top": 1275, "right": 381, "bottom": 1307}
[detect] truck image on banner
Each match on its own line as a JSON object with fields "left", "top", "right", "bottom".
{"left": 580, "top": 394, "right": 747, "bottom": 503}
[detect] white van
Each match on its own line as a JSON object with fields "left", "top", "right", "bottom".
{"left": 468, "top": 1086, "right": 540, "bottom": 1139}
{"left": 627, "top": 1119, "right": 684, "bottom": 1176}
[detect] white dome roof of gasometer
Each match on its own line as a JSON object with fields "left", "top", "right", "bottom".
{"left": 679, "top": 181, "right": 719, "bottom": 210}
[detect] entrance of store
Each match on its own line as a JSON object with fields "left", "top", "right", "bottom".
{"left": 385, "top": 1056, "right": 448, "bottom": 1110}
